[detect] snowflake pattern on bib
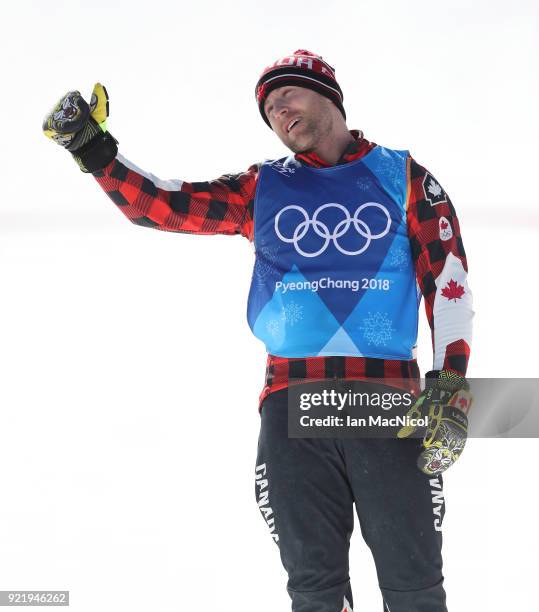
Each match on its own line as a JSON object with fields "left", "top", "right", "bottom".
{"left": 281, "top": 301, "right": 303, "bottom": 326}
{"left": 360, "top": 312, "right": 396, "bottom": 347}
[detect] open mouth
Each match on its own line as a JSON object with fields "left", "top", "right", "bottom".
{"left": 287, "top": 118, "right": 301, "bottom": 133}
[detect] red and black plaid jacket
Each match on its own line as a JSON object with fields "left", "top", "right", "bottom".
{"left": 93, "top": 130, "right": 472, "bottom": 406}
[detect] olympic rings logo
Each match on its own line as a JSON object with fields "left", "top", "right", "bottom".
{"left": 274, "top": 202, "right": 392, "bottom": 257}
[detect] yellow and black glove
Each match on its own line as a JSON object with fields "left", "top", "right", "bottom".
{"left": 397, "top": 370, "right": 473, "bottom": 476}
{"left": 42, "top": 83, "right": 117, "bottom": 173}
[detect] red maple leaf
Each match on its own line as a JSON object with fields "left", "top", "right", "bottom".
{"left": 440, "top": 219, "right": 449, "bottom": 230}
{"left": 458, "top": 397, "right": 469, "bottom": 409}
{"left": 441, "top": 279, "right": 465, "bottom": 302}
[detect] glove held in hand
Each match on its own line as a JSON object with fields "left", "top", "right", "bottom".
{"left": 398, "top": 369, "right": 472, "bottom": 476}
{"left": 43, "top": 83, "right": 117, "bottom": 173}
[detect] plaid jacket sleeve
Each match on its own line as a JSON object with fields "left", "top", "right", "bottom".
{"left": 407, "top": 157, "right": 474, "bottom": 376}
{"left": 92, "top": 153, "right": 257, "bottom": 240}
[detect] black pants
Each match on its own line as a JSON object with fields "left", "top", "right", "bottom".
{"left": 255, "top": 388, "right": 447, "bottom": 612}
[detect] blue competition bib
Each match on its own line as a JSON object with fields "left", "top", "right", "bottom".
{"left": 247, "top": 146, "right": 420, "bottom": 359}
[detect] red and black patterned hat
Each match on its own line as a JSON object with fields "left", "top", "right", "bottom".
{"left": 255, "top": 49, "right": 346, "bottom": 128}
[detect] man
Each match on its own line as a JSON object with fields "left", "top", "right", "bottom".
{"left": 43, "top": 50, "right": 474, "bottom": 612}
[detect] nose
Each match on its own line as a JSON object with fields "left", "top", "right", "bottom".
{"left": 273, "top": 99, "right": 289, "bottom": 119}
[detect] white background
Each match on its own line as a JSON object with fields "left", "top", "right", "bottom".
{"left": 1, "top": 0, "right": 538, "bottom": 610}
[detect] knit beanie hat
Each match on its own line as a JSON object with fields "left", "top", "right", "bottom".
{"left": 255, "top": 49, "right": 345, "bottom": 128}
